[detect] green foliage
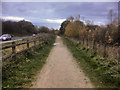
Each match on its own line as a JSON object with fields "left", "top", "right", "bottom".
{"left": 2, "top": 37, "right": 55, "bottom": 88}
{"left": 65, "top": 20, "right": 83, "bottom": 38}
{"left": 2, "top": 20, "right": 38, "bottom": 36}
{"left": 59, "top": 20, "right": 70, "bottom": 34}
{"left": 38, "top": 26, "right": 50, "bottom": 33}
{"left": 60, "top": 10, "right": 119, "bottom": 46}
{"left": 63, "top": 37, "right": 119, "bottom": 88}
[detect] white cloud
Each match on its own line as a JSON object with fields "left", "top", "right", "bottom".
{"left": 1, "top": 16, "right": 30, "bottom": 21}
{"left": 81, "top": 19, "right": 86, "bottom": 24}
{"left": 2, "top": 16, "right": 24, "bottom": 21}
{"left": 45, "top": 19, "right": 66, "bottom": 23}
{"left": 95, "top": 21, "right": 105, "bottom": 25}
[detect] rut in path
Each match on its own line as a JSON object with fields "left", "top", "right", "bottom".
{"left": 32, "top": 36, "right": 94, "bottom": 88}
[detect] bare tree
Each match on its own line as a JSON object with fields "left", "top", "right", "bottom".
{"left": 75, "top": 14, "right": 80, "bottom": 21}
{"left": 67, "top": 16, "right": 74, "bottom": 22}
{"left": 109, "top": 9, "right": 116, "bottom": 25}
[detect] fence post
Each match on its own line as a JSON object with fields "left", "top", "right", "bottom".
{"left": 86, "top": 39, "right": 88, "bottom": 47}
{"left": 83, "top": 38, "right": 84, "bottom": 46}
{"left": 103, "top": 44, "right": 107, "bottom": 57}
{"left": 12, "top": 42, "right": 16, "bottom": 62}
{"left": 39, "top": 37, "right": 40, "bottom": 44}
{"left": 118, "top": 47, "right": 120, "bottom": 61}
{"left": 42, "top": 38, "right": 44, "bottom": 45}
{"left": 93, "top": 40, "right": 96, "bottom": 50}
{"left": 34, "top": 40, "right": 36, "bottom": 46}
{"left": 12, "top": 42, "right": 16, "bottom": 54}
{"left": 27, "top": 40, "right": 29, "bottom": 48}
{"left": 97, "top": 42, "right": 100, "bottom": 54}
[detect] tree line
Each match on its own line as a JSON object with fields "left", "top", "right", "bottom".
{"left": 1, "top": 19, "right": 54, "bottom": 36}
{"left": 60, "top": 10, "right": 119, "bottom": 46}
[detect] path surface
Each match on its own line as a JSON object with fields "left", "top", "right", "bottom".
{"left": 32, "top": 36, "right": 94, "bottom": 88}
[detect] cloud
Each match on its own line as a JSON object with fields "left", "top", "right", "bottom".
{"left": 45, "top": 19, "right": 66, "bottom": 23}
{"left": 2, "top": 16, "right": 24, "bottom": 20}
{"left": 1, "top": 16, "right": 30, "bottom": 21}
{"left": 95, "top": 21, "right": 105, "bottom": 25}
{"left": 1, "top": 2, "right": 118, "bottom": 29}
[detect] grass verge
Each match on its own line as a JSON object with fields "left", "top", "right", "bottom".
{"left": 63, "top": 37, "right": 119, "bottom": 88}
{"left": 2, "top": 36, "right": 55, "bottom": 88}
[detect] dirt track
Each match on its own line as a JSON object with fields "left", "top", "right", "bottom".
{"left": 31, "top": 36, "right": 94, "bottom": 88}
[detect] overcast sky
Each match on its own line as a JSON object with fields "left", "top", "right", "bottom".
{"left": 1, "top": 2, "right": 118, "bottom": 29}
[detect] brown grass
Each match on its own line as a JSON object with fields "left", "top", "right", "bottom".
{"left": 1, "top": 33, "right": 54, "bottom": 59}
{"left": 70, "top": 38, "right": 119, "bottom": 61}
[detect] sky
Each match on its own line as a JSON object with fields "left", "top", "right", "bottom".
{"left": 1, "top": 1, "right": 118, "bottom": 29}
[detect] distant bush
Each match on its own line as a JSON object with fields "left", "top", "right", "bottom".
{"left": 65, "top": 20, "right": 83, "bottom": 38}
{"left": 38, "top": 26, "right": 50, "bottom": 33}
{"left": 38, "top": 26, "right": 55, "bottom": 35}
{"left": 60, "top": 20, "right": 70, "bottom": 34}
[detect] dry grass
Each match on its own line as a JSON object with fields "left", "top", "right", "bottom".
{"left": 16, "top": 45, "right": 27, "bottom": 52}
{"left": 2, "top": 41, "right": 37, "bottom": 58}
{"left": 63, "top": 37, "right": 119, "bottom": 88}
{"left": 93, "top": 43, "right": 119, "bottom": 61}
{"left": 70, "top": 38, "right": 119, "bottom": 61}
{"left": 1, "top": 33, "right": 55, "bottom": 60}
{"left": 2, "top": 36, "right": 55, "bottom": 88}
{"left": 2, "top": 48, "right": 12, "bottom": 57}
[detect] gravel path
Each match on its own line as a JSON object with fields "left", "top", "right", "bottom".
{"left": 31, "top": 36, "right": 94, "bottom": 88}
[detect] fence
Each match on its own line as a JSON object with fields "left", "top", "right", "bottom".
{"left": 82, "top": 39, "right": 120, "bottom": 61}
{"left": 69, "top": 37, "right": 120, "bottom": 61}
{"left": 1, "top": 36, "right": 51, "bottom": 61}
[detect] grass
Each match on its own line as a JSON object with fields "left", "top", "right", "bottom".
{"left": 63, "top": 37, "right": 119, "bottom": 88}
{"left": 1, "top": 38, "right": 42, "bottom": 58}
{"left": 2, "top": 36, "right": 55, "bottom": 88}
{"left": 1, "top": 39, "right": 27, "bottom": 58}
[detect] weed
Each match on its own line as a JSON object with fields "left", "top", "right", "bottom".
{"left": 63, "top": 37, "right": 119, "bottom": 88}
{"left": 2, "top": 36, "right": 55, "bottom": 88}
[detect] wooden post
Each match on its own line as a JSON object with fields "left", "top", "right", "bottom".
{"left": 97, "top": 43, "right": 100, "bottom": 54}
{"left": 39, "top": 38, "right": 40, "bottom": 44}
{"left": 103, "top": 44, "right": 107, "bottom": 57}
{"left": 86, "top": 39, "right": 88, "bottom": 47}
{"left": 42, "top": 38, "right": 45, "bottom": 45}
{"left": 12, "top": 42, "right": 16, "bottom": 54}
{"left": 93, "top": 40, "right": 96, "bottom": 50}
{"left": 34, "top": 40, "right": 36, "bottom": 46}
{"left": 39, "top": 38, "right": 42, "bottom": 49}
{"left": 118, "top": 47, "right": 120, "bottom": 61}
{"left": 27, "top": 40, "right": 29, "bottom": 48}
{"left": 12, "top": 42, "right": 16, "bottom": 62}
{"left": 82, "top": 38, "right": 84, "bottom": 45}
